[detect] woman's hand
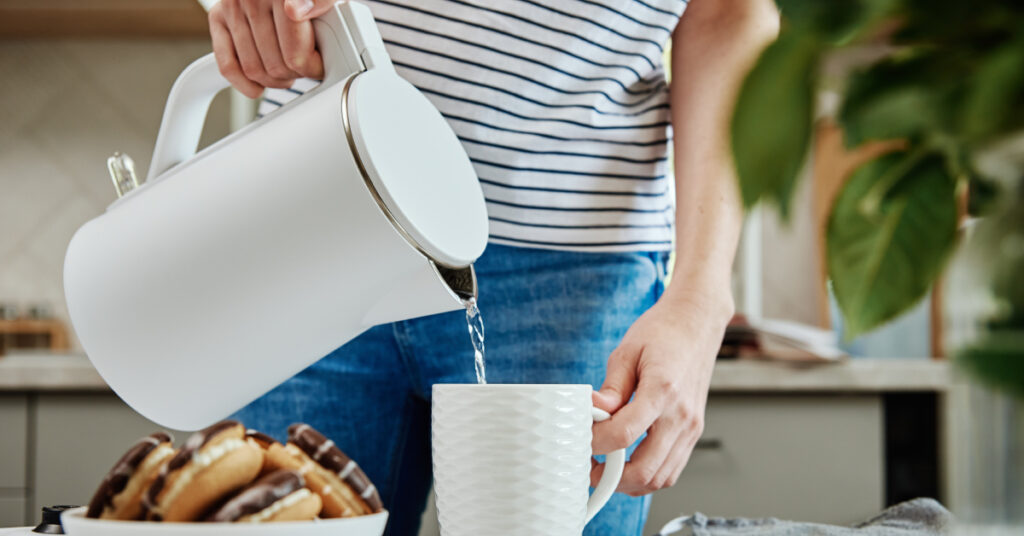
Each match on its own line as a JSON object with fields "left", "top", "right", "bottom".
{"left": 208, "top": 0, "right": 341, "bottom": 98}
{"left": 590, "top": 289, "right": 732, "bottom": 496}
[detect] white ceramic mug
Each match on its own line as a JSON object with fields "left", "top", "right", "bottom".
{"left": 432, "top": 384, "right": 626, "bottom": 536}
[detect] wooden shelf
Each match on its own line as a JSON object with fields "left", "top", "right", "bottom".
{"left": 0, "top": 0, "right": 209, "bottom": 39}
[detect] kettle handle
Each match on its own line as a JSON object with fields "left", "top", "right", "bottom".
{"left": 146, "top": 1, "right": 389, "bottom": 182}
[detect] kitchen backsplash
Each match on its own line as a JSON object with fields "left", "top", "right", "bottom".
{"left": 0, "top": 40, "right": 230, "bottom": 350}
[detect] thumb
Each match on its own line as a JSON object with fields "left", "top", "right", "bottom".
{"left": 284, "top": 0, "right": 344, "bottom": 22}
{"left": 593, "top": 345, "right": 638, "bottom": 414}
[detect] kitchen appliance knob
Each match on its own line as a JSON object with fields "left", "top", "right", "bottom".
{"left": 32, "top": 505, "right": 76, "bottom": 534}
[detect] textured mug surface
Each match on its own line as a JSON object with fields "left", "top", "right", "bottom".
{"left": 432, "top": 384, "right": 607, "bottom": 536}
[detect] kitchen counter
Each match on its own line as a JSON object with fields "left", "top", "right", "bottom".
{"left": 0, "top": 353, "right": 106, "bottom": 391}
{"left": 0, "top": 352, "right": 951, "bottom": 392}
{"left": 710, "top": 358, "right": 951, "bottom": 392}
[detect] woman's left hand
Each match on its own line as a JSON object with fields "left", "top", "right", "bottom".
{"left": 590, "top": 289, "right": 732, "bottom": 496}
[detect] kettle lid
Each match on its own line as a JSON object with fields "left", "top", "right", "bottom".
{"left": 345, "top": 69, "right": 488, "bottom": 268}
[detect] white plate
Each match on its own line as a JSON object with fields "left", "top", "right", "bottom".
{"left": 61, "top": 507, "right": 388, "bottom": 536}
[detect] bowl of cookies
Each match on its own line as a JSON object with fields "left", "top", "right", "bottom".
{"left": 61, "top": 420, "right": 387, "bottom": 535}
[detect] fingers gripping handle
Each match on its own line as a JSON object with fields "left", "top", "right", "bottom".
{"left": 146, "top": 1, "right": 387, "bottom": 181}
{"left": 587, "top": 407, "right": 625, "bottom": 524}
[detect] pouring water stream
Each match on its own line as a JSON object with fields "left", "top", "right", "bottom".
{"left": 465, "top": 297, "right": 486, "bottom": 384}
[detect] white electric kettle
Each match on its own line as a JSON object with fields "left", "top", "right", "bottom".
{"left": 63, "top": 1, "right": 489, "bottom": 431}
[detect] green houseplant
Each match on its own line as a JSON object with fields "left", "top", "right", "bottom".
{"left": 731, "top": 0, "right": 1024, "bottom": 394}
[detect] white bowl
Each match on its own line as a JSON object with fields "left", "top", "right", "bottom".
{"left": 61, "top": 507, "right": 388, "bottom": 536}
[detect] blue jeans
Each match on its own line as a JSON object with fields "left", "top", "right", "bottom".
{"left": 234, "top": 244, "right": 668, "bottom": 535}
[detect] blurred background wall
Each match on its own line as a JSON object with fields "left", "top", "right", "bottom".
{"left": 0, "top": 39, "right": 230, "bottom": 349}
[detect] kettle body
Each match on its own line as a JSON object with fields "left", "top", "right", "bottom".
{"left": 63, "top": 2, "right": 488, "bottom": 431}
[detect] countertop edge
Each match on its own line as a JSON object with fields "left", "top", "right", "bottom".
{"left": 0, "top": 354, "right": 952, "bottom": 393}
{"left": 709, "top": 359, "right": 952, "bottom": 392}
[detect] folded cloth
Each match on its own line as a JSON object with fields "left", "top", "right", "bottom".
{"left": 656, "top": 498, "right": 952, "bottom": 536}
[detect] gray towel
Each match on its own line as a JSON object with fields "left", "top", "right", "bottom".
{"left": 655, "top": 498, "right": 952, "bottom": 536}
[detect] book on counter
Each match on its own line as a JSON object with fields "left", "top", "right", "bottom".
{"left": 719, "top": 314, "right": 846, "bottom": 363}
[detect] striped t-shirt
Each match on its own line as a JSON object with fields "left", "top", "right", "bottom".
{"left": 261, "top": 0, "right": 685, "bottom": 252}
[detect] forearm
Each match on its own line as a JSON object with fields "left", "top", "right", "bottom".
{"left": 663, "top": 0, "right": 780, "bottom": 320}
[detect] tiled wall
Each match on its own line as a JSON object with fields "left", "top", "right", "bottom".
{"left": 0, "top": 40, "right": 230, "bottom": 350}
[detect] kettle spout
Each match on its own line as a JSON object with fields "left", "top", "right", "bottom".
{"left": 362, "top": 261, "right": 477, "bottom": 327}
{"left": 434, "top": 263, "right": 477, "bottom": 304}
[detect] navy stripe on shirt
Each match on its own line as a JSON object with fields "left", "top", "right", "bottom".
{"left": 490, "top": 234, "right": 674, "bottom": 247}
{"left": 420, "top": 88, "right": 670, "bottom": 131}
{"left": 461, "top": 137, "right": 668, "bottom": 164}
{"left": 441, "top": 113, "right": 670, "bottom": 147}
{"left": 478, "top": 178, "right": 668, "bottom": 196}
{"left": 486, "top": 198, "right": 672, "bottom": 213}
{"left": 489, "top": 216, "right": 673, "bottom": 229}
{"left": 393, "top": 61, "right": 668, "bottom": 118}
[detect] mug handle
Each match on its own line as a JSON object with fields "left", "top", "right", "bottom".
{"left": 586, "top": 407, "right": 625, "bottom": 523}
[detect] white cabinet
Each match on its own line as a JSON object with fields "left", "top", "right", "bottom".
{"left": 0, "top": 396, "right": 27, "bottom": 488}
{"left": 646, "top": 395, "right": 884, "bottom": 529}
{"left": 31, "top": 395, "right": 183, "bottom": 517}
{"left": 0, "top": 497, "right": 25, "bottom": 528}
{"left": 0, "top": 395, "right": 27, "bottom": 526}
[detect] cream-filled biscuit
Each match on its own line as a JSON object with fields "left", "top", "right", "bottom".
{"left": 86, "top": 432, "right": 176, "bottom": 520}
{"left": 263, "top": 423, "right": 383, "bottom": 517}
{"left": 143, "top": 420, "right": 263, "bottom": 521}
{"left": 205, "top": 469, "right": 322, "bottom": 522}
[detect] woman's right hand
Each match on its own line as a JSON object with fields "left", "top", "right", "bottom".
{"left": 208, "top": 0, "right": 342, "bottom": 98}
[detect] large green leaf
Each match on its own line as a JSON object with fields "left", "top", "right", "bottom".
{"left": 962, "top": 33, "right": 1024, "bottom": 143}
{"left": 958, "top": 184, "right": 1024, "bottom": 398}
{"left": 839, "top": 55, "right": 951, "bottom": 147}
{"left": 731, "top": 29, "right": 820, "bottom": 218}
{"left": 774, "top": 0, "right": 869, "bottom": 43}
{"left": 827, "top": 150, "right": 959, "bottom": 337}
{"left": 966, "top": 173, "right": 1001, "bottom": 218}
{"left": 958, "top": 331, "right": 1024, "bottom": 399}
{"left": 977, "top": 181, "right": 1024, "bottom": 329}
{"left": 895, "top": 0, "right": 1024, "bottom": 45}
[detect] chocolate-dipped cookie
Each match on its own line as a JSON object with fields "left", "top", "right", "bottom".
{"left": 143, "top": 420, "right": 264, "bottom": 521}
{"left": 245, "top": 429, "right": 283, "bottom": 477}
{"left": 288, "top": 423, "right": 383, "bottom": 516}
{"left": 205, "top": 469, "right": 322, "bottom": 522}
{"left": 245, "top": 430, "right": 280, "bottom": 450}
{"left": 264, "top": 423, "right": 383, "bottom": 517}
{"left": 86, "top": 432, "right": 176, "bottom": 520}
